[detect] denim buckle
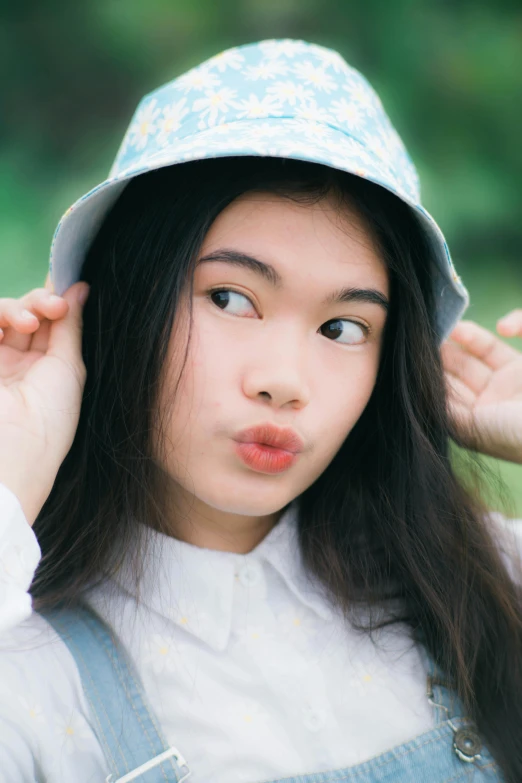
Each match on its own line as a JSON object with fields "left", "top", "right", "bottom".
{"left": 105, "top": 745, "right": 191, "bottom": 783}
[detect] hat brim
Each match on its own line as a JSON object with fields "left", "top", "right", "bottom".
{"left": 49, "top": 119, "right": 469, "bottom": 342}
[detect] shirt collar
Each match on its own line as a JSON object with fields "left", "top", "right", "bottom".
{"left": 110, "top": 501, "right": 334, "bottom": 652}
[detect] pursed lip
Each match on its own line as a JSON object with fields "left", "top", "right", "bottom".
{"left": 234, "top": 423, "right": 304, "bottom": 454}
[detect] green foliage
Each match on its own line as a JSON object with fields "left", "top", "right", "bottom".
{"left": 1, "top": 0, "right": 521, "bottom": 513}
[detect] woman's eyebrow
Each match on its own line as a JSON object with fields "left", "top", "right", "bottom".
{"left": 197, "top": 249, "right": 389, "bottom": 312}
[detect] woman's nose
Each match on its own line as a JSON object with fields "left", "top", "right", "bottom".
{"left": 243, "top": 331, "right": 311, "bottom": 409}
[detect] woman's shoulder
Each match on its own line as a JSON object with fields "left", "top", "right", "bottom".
{"left": 0, "top": 609, "right": 87, "bottom": 720}
{"left": 0, "top": 610, "right": 108, "bottom": 778}
{"left": 0, "top": 606, "right": 83, "bottom": 679}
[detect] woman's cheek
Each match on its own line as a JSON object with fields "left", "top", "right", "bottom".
{"left": 333, "top": 360, "right": 379, "bottom": 425}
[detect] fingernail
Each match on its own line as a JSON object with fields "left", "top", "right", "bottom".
{"left": 21, "top": 309, "right": 36, "bottom": 321}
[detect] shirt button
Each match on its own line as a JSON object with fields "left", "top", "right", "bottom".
{"left": 302, "top": 707, "right": 327, "bottom": 732}
{"left": 238, "top": 562, "right": 262, "bottom": 587}
{"left": 453, "top": 726, "right": 482, "bottom": 761}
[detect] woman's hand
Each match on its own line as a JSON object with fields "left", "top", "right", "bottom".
{"left": 0, "top": 280, "right": 90, "bottom": 526}
{"left": 441, "top": 309, "right": 522, "bottom": 464}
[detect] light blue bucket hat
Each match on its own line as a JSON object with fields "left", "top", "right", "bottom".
{"left": 49, "top": 38, "right": 469, "bottom": 342}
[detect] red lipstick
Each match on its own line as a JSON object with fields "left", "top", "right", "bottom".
{"left": 233, "top": 423, "right": 303, "bottom": 474}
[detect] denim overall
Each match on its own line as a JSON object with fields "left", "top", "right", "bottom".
{"left": 39, "top": 603, "right": 505, "bottom": 783}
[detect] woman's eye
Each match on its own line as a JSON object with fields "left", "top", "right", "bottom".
{"left": 208, "top": 288, "right": 256, "bottom": 316}
{"left": 207, "top": 289, "right": 368, "bottom": 345}
{"left": 320, "top": 319, "right": 368, "bottom": 345}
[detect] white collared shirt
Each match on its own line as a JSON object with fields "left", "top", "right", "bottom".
{"left": 0, "top": 482, "right": 521, "bottom": 783}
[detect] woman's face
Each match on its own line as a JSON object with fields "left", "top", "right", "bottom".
{"left": 156, "top": 190, "right": 390, "bottom": 551}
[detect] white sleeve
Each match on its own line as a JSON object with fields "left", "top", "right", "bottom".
{"left": 0, "top": 718, "right": 40, "bottom": 783}
{"left": 0, "top": 484, "right": 41, "bottom": 637}
{"left": 488, "top": 510, "right": 522, "bottom": 585}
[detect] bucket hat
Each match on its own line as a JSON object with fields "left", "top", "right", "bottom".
{"left": 49, "top": 38, "right": 469, "bottom": 343}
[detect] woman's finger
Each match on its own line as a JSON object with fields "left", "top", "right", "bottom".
{"left": 0, "top": 290, "right": 67, "bottom": 352}
{"left": 444, "top": 372, "right": 478, "bottom": 448}
{"left": 0, "top": 298, "right": 39, "bottom": 330}
{"left": 440, "top": 339, "right": 492, "bottom": 395}
{"left": 497, "top": 309, "right": 522, "bottom": 337}
{"left": 448, "top": 319, "right": 520, "bottom": 371}
{"left": 445, "top": 370, "right": 477, "bottom": 408}
{"left": 21, "top": 288, "right": 67, "bottom": 317}
{"left": 0, "top": 289, "right": 65, "bottom": 328}
{"left": 29, "top": 318, "right": 52, "bottom": 354}
{"left": 46, "top": 282, "right": 88, "bottom": 377}
{"left": 0, "top": 301, "right": 40, "bottom": 353}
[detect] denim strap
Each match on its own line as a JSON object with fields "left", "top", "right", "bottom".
{"left": 424, "top": 650, "right": 466, "bottom": 724}
{"left": 39, "top": 602, "right": 191, "bottom": 783}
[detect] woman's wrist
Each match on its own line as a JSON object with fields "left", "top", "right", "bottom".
{"left": 0, "top": 466, "right": 53, "bottom": 528}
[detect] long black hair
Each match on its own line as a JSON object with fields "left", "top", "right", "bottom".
{"left": 32, "top": 156, "right": 522, "bottom": 781}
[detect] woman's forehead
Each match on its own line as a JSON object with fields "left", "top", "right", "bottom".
{"left": 200, "top": 190, "right": 388, "bottom": 283}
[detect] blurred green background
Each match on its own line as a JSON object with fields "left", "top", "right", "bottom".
{"left": 1, "top": 0, "right": 521, "bottom": 515}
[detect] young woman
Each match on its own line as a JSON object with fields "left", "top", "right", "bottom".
{"left": 1, "top": 38, "right": 522, "bottom": 783}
